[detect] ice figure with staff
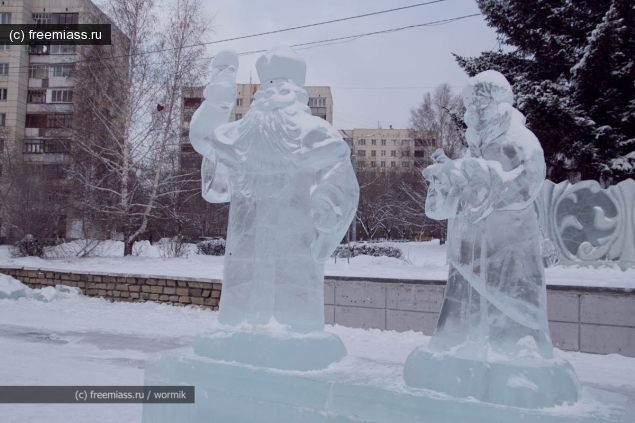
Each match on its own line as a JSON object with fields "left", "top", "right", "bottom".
{"left": 188, "top": 46, "right": 359, "bottom": 370}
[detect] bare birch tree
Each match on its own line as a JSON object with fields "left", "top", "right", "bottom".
{"left": 409, "top": 83, "right": 466, "bottom": 160}
{"left": 71, "top": 0, "right": 211, "bottom": 255}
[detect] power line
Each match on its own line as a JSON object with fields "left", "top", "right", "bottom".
{"left": 235, "top": 14, "right": 480, "bottom": 59}
{"left": 51, "top": 1, "right": 449, "bottom": 66}
{"left": 0, "top": 12, "right": 481, "bottom": 78}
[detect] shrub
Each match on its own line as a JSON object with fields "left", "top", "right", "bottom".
{"left": 196, "top": 238, "right": 226, "bottom": 256}
{"left": 334, "top": 242, "right": 403, "bottom": 259}
{"left": 157, "top": 236, "right": 189, "bottom": 258}
{"left": 11, "top": 235, "right": 44, "bottom": 258}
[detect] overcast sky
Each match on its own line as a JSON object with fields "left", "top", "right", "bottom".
{"left": 199, "top": 0, "right": 498, "bottom": 130}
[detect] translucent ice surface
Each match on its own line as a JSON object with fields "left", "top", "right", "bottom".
{"left": 189, "top": 47, "right": 359, "bottom": 334}
{"left": 406, "top": 70, "right": 581, "bottom": 408}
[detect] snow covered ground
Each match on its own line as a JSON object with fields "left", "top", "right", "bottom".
{"left": 0, "top": 293, "right": 634, "bottom": 423}
{"left": 1, "top": 240, "right": 634, "bottom": 288}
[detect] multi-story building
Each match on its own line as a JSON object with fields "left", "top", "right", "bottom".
{"left": 339, "top": 128, "right": 437, "bottom": 172}
{"left": 179, "top": 84, "right": 333, "bottom": 173}
{"left": 176, "top": 83, "right": 333, "bottom": 237}
{"left": 0, "top": 0, "right": 126, "bottom": 240}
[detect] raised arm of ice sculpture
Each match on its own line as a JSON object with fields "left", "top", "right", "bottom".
{"left": 190, "top": 50, "right": 239, "bottom": 203}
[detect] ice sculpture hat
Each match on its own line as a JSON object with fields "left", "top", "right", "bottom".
{"left": 256, "top": 46, "right": 307, "bottom": 87}
{"left": 463, "top": 69, "right": 514, "bottom": 105}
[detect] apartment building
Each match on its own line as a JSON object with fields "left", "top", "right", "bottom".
{"left": 0, "top": 0, "right": 126, "bottom": 240}
{"left": 339, "top": 128, "right": 437, "bottom": 172}
{"left": 179, "top": 84, "right": 333, "bottom": 173}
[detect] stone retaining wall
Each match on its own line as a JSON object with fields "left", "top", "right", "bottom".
{"left": 0, "top": 267, "right": 221, "bottom": 310}
{"left": 324, "top": 277, "right": 635, "bottom": 358}
{"left": 2, "top": 267, "right": 634, "bottom": 357}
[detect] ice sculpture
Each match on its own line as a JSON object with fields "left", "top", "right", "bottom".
{"left": 535, "top": 178, "right": 635, "bottom": 270}
{"left": 142, "top": 66, "right": 634, "bottom": 423}
{"left": 188, "top": 46, "right": 359, "bottom": 370}
{"left": 404, "top": 70, "right": 581, "bottom": 408}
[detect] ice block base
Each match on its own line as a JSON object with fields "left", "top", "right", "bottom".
{"left": 142, "top": 347, "right": 634, "bottom": 423}
{"left": 404, "top": 347, "right": 581, "bottom": 408}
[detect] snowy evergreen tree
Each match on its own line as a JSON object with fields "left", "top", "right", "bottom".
{"left": 455, "top": 0, "right": 634, "bottom": 184}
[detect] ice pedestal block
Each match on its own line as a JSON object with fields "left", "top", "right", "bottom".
{"left": 403, "top": 347, "right": 580, "bottom": 408}
{"left": 193, "top": 328, "right": 347, "bottom": 371}
{"left": 142, "top": 348, "right": 635, "bottom": 423}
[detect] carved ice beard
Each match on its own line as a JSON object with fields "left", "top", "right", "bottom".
{"left": 232, "top": 80, "right": 311, "bottom": 200}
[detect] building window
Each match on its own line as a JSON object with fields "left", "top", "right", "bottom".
{"left": 310, "top": 106, "right": 327, "bottom": 120}
{"left": 29, "top": 65, "right": 49, "bottom": 78}
{"left": 52, "top": 13, "right": 79, "bottom": 25}
{"left": 183, "top": 97, "right": 202, "bottom": 108}
{"left": 28, "top": 90, "right": 46, "bottom": 103}
{"left": 309, "top": 97, "right": 326, "bottom": 107}
{"left": 381, "top": 150, "right": 386, "bottom": 156}
{"left": 24, "top": 139, "right": 45, "bottom": 154}
{"left": 33, "top": 13, "right": 52, "bottom": 25}
{"left": 45, "top": 139, "right": 70, "bottom": 153}
{"left": 50, "top": 45, "right": 75, "bottom": 54}
{"left": 181, "top": 143, "right": 195, "bottom": 153}
{"left": 181, "top": 156, "right": 200, "bottom": 170}
{"left": 370, "top": 161, "right": 376, "bottom": 167}
{"left": 380, "top": 161, "right": 386, "bottom": 167}
{"left": 391, "top": 161, "right": 396, "bottom": 167}
{"left": 0, "top": 13, "right": 11, "bottom": 25}
{"left": 51, "top": 90, "right": 73, "bottom": 103}
{"left": 47, "top": 114, "right": 72, "bottom": 128}
{"left": 357, "top": 139, "right": 366, "bottom": 145}
{"left": 26, "top": 114, "right": 72, "bottom": 128}
{"left": 371, "top": 139, "right": 377, "bottom": 145}
{"left": 402, "top": 162, "right": 410, "bottom": 167}
{"left": 0, "top": 40, "right": 9, "bottom": 51}
{"left": 371, "top": 150, "right": 376, "bottom": 156}
{"left": 381, "top": 139, "right": 386, "bottom": 145}
{"left": 391, "top": 151, "right": 396, "bottom": 157}
{"left": 236, "top": 98, "right": 242, "bottom": 107}
{"left": 0, "top": 88, "right": 7, "bottom": 100}
{"left": 43, "top": 165, "right": 66, "bottom": 179}
{"left": 235, "top": 113, "right": 242, "bottom": 120}
{"left": 402, "top": 151, "right": 410, "bottom": 157}
{"left": 402, "top": 139, "right": 410, "bottom": 146}
{"left": 392, "top": 139, "right": 397, "bottom": 145}
{"left": 29, "top": 44, "right": 50, "bottom": 55}
{"left": 357, "top": 160, "right": 366, "bottom": 167}
{"left": 50, "top": 64, "right": 73, "bottom": 77}
{"left": 0, "top": 139, "right": 4, "bottom": 152}
{"left": 0, "top": 63, "right": 7, "bottom": 75}
{"left": 0, "top": 113, "right": 5, "bottom": 126}
{"left": 357, "top": 150, "right": 366, "bottom": 156}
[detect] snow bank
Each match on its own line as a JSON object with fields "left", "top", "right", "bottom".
{"left": 0, "top": 274, "right": 82, "bottom": 302}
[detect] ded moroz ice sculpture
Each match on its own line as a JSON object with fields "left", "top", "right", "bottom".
{"left": 403, "top": 70, "right": 581, "bottom": 408}
{"left": 188, "top": 46, "right": 359, "bottom": 370}
{"left": 143, "top": 64, "right": 634, "bottom": 423}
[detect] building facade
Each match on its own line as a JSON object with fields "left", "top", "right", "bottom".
{"left": 339, "top": 128, "right": 437, "bottom": 172}
{"left": 0, "top": 0, "right": 126, "bottom": 240}
{"left": 179, "top": 84, "right": 333, "bottom": 173}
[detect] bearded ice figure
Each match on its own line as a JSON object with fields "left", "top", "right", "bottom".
{"left": 189, "top": 47, "right": 359, "bottom": 338}
{"left": 404, "top": 71, "right": 580, "bottom": 408}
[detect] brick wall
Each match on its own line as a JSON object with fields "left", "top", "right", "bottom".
{"left": 2, "top": 266, "right": 634, "bottom": 357}
{"left": 0, "top": 267, "right": 221, "bottom": 310}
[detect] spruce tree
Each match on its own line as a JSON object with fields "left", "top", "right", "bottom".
{"left": 455, "top": 0, "right": 634, "bottom": 184}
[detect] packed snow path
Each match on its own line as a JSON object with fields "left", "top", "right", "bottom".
{"left": 0, "top": 295, "right": 634, "bottom": 422}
